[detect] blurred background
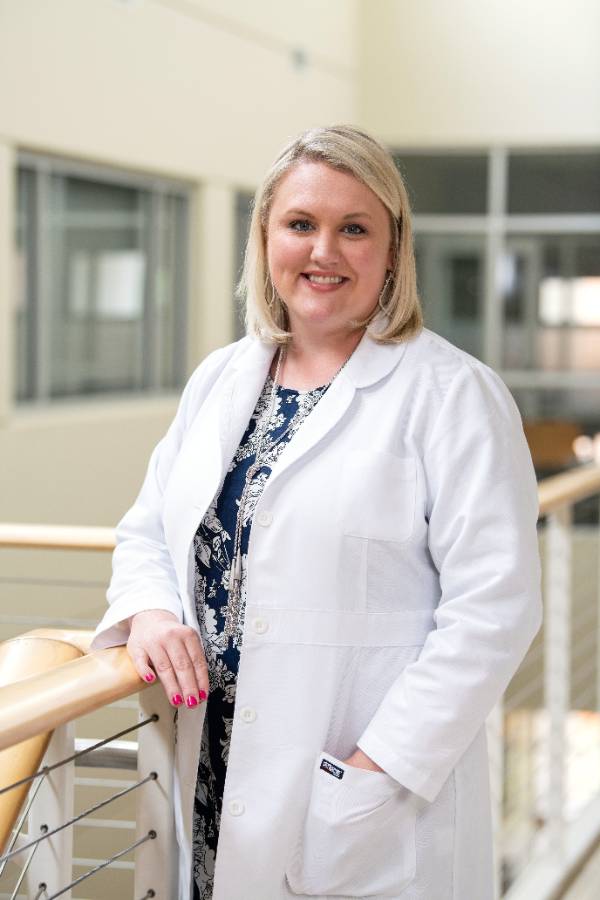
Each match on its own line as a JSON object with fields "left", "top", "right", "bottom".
{"left": 0, "top": 1, "right": 599, "bottom": 898}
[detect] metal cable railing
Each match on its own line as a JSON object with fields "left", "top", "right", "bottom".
{"left": 0, "top": 714, "right": 161, "bottom": 899}
{"left": 33, "top": 828, "right": 156, "bottom": 900}
{"left": 0, "top": 715, "right": 157, "bottom": 799}
{"left": 0, "top": 623, "right": 176, "bottom": 899}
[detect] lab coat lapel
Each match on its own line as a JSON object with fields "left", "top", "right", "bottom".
{"left": 187, "top": 321, "right": 407, "bottom": 517}
{"left": 266, "top": 373, "right": 355, "bottom": 488}
{"left": 169, "top": 339, "right": 275, "bottom": 594}
{"left": 267, "top": 323, "right": 407, "bottom": 488}
{"left": 221, "top": 339, "right": 277, "bottom": 468}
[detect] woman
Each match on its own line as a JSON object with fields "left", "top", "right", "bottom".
{"left": 92, "top": 125, "right": 542, "bottom": 900}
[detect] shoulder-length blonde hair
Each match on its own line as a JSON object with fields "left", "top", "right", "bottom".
{"left": 237, "top": 124, "right": 423, "bottom": 344}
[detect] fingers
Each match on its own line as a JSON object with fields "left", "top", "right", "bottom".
{"left": 183, "top": 630, "right": 210, "bottom": 701}
{"left": 127, "top": 642, "right": 158, "bottom": 686}
{"left": 153, "top": 633, "right": 208, "bottom": 709}
{"left": 127, "top": 618, "right": 209, "bottom": 710}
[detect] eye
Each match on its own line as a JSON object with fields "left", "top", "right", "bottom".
{"left": 343, "top": 223, "right": 367, "bottom": 235}
{"left": 289, "top": 219, "right": 313, "bottom": 232}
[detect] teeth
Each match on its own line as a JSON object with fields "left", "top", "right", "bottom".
{"left": 307, "top": 274, "right": 344, "bottom": 284}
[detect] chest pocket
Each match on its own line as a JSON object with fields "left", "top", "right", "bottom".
{"left": 338, "top": 450, "right": 417, "bottom": 543}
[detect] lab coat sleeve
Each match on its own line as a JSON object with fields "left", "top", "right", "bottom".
{"left": 356, "top": 360, "right": 542, "bottom": 803}
{"left": 90, "top": 344, "right": 236, "bottom": 651}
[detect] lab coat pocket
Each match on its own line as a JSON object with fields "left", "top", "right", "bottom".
{"left": 339, "top": 452, "right": 416, "bottom": 543}
{"left": 285, "top": 751, "right": 417, "bottom": 897}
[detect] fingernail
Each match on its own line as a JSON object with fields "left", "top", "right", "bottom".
{"left": 186, "top": 695, "right": 198, "bottom": 708}
{"left": 144, "top": 672, "right": 156, "bottom": 683}
{"left": 171, "top": 694, "right": 183, "bottom": 706}
{"left": 199, "top": 690, "right": 207, "bottom": 701}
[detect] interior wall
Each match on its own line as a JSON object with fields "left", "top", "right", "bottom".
{"left": 0, "top": 0, "right": 359, "bottom": 533}
{"left": 0, "top": 0, "right": 358, "bottom": 186}
{"left": 359, "top": 0, "right": 600, "bottom": 146}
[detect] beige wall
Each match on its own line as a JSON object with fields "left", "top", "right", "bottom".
{"left": 0, "top": 0, "right": 358, "bottom": 185}
{"left": 0, "top": 0, "right": 359, "bottom": 532}
{"left": 359, "top": 0, "right": 600, "bottom": 146}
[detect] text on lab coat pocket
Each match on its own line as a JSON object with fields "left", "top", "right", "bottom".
{"left": 285, "top": 750, "right": 417, "bottom": 897}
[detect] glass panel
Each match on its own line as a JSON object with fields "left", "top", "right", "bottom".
{"left": 394, "top": 154, "right": 488, "bottom": 214}
{"left": 14, "top": 168, "right": 35, "bottom": 401}
{"left": 415, "top": 233, "right": 486, "bottom": 359}
{"left": 508, "top": 152, "right": 600, "bottom": 214}
{"left": 46, "top": 173, "right": 149, "bottom": 397}
{"left": 500, "top": 234, "right": 600, "bottom": 373}
{"left": 234, "top": 191, "right": 253, "bottom": 339}
{"left": 156, "top": 193, "right": 188, "bottom": 389}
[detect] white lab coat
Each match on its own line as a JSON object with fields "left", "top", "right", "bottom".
{"left": 91, "top": 321, "right": 542, "bottom": 900}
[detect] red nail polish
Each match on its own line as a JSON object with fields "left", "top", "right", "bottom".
{"left": 186, "top": 695, "right": 198, "bottom": 708}
{"left": 199, "top": 690, "right": 207, "bottom": 701}
{"left": 144, "top": 672, "right": 156, "bottom": 683}
{"left": 172, "top": 694, "right": 183, "bottom": 706}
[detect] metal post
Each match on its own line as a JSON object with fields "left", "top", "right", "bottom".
{"left": 544, "top": 506, "right": 572, "bottom": 861}
{"left": 134, "top": 685, "right": 178, "bottom": 899}
{"left": 487, "top": 699, "right": 504, "bottom": 900}
{"left": 25, "top": 721, "right": 75, "bottom": 899}
{"left": 597, "top": 493, "right": 600, "bottom": 715}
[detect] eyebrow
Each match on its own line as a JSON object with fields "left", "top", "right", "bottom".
{"left": 284, "top": 208, "right": 373, "bottom": 220}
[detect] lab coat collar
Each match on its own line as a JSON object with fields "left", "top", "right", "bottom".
{"left": 221, "top": 314, "right": 410, "bottom": 491}
{"left": 230, "top": 311, "right": 409, "bottom": 392}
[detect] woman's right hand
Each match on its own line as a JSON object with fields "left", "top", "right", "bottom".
{"left": 126, "top": 610, "right": 209, "bottom": 710}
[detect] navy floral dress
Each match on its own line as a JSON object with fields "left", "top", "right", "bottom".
{"left": 191, "top": 372, "right": 331, "bottom": 900}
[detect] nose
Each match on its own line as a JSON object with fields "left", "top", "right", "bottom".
{"left": 309, "top": 228, "right": 341, "bottom": 268}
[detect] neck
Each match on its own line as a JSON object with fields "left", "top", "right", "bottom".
{"left": 272, "top": 325, "right": 365, "bottom": 390}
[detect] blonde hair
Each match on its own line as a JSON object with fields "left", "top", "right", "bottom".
{"left": 237, "top": 124, "right": 423, "bottom": 344}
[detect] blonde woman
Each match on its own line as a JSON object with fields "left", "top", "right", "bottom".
{"left": 92, "top": 125, "right": 542, "bottom": 900}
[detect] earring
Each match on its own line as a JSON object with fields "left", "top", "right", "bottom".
{"left": 266, "top": 278, "right": 278, "bottom": 309}
{"left": 378, "top": 270, "right": 393, "bottom": 313}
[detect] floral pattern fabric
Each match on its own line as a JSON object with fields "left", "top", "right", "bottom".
{"left": 191, "top": 373, "right": 330, "bottom": 900}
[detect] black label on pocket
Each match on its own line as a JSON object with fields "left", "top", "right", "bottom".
{"left": 320, "top": 758, "right": 344, "bottom": 779}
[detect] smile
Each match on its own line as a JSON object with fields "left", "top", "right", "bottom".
{"left": 302, "top": 274, "right": 347, "bottom": 285}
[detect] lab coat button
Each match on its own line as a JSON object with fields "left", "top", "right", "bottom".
{"left": 240, "top": 706, "right": 257, "bottom": 723}
{"left": 228, "top": 799, "right": 245, "bottom": 817}
{"left": 252, "top": 617, "right": 269, "bottom": 634}
{"left": 257, "top": 510, "right": 273, "bottom": 527}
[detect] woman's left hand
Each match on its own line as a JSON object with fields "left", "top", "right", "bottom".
{"left": 343, "top": 748, "right": 385, "bottom": 772}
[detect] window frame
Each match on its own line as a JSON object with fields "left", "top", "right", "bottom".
{"left": 15, "top": 151, "right": 192, "bottom": 404}
{"left": 394, "top": 146, "right": 600, "bottom": 392}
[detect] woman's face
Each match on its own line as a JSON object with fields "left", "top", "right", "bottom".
{"left": 266, "top": 161, "right": 394, "bottom": 339}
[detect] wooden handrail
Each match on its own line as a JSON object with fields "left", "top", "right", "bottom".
{"left": 0, "top": 630, "right": 145, "bottom": 853}
{"left": 0, "top": 636, "right": 143, "bottom": 754}
{"left": 0, "top": 523, "right": 115, "bottom": 551}
{"left": 538, "top": 463, "right": 600, "bottom": 516}
{"left": 0, "top": 636, "right": 145, "bottom": 849}
{"left": 0, "top": 465, "right": 598, "bottom": 556}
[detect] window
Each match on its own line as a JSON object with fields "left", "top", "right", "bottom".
{"left": 15, "top": 154, "right": 190, "bottom": 402}
{"left": 508, "top": 152, "right": 600, "bottom": 214}
{"left": 394, "top": 153, "right": 488, "bottom": 215}
{"left": 395, "top": 147, "right": 600, "bottom": 451}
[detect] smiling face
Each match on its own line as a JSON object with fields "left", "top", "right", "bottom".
{"left": 266, "top": 161, "right": 394, "bottom": 341}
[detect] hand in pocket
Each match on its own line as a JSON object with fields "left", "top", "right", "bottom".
{"left": 285, "top": 752, "right": 417, "bottom": 897}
